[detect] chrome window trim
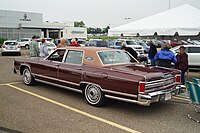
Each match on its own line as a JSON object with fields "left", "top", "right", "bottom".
{"left": 64, "top": 50, "right": 85, "bottom": 66}
{"left": 35, "top": 79, "right": 82, "bottom": 93}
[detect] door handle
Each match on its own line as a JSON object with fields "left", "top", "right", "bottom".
{"left": 53, "top": 64, "right": 59, "bottom": 67}
{"left": 101, "top": 73, "right": 108, "bottom": 79}
{"left": 75, "top": 67, "right": 82, "bottom": 70}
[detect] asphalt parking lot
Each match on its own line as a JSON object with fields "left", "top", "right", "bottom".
{"left": 0, "top": 49, "right": 200, "bottom": 133}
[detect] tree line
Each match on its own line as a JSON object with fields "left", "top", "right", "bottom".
{"left": 74, "top": 21, "right": 110, "bottom": 34}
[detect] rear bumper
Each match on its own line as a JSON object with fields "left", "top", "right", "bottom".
{"left": 2, "top": 48, "right": 21, "bottom": 53}
{"left": 137, "top": 85, "right": 185, "bottom": 106}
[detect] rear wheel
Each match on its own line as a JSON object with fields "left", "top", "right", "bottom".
{"left": 84, "top": 84, "right": 106, "bottom": 107}
{"left": 22, "top": 68, "right": 35, "bottom": 85}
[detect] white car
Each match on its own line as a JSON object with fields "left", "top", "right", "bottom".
{"left": 17, "top": 38, "right": 31, "bottom": 49}
{"left": 170, "top": 45, "right": 200, "bottom": 67}
{"left": 124, "top": 40, "right": 144, "bottom": 54}
{"left": 38, "top": 42, "right": 57, "bottom": 54}
{"left": 1, "top": 40, "right": 21, "bottom": 56}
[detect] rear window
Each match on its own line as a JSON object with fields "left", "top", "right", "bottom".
{"left": 96, "top": 41, "right": 108, "bottom": 47}
{"left": 188, "top": 47, "right": 200, "bottom": 53}
{"left": 126, "top": 41, "right": 137, "bottom": 45}
{"left": 5, "top": 42, "right": 17, "bottom": 45}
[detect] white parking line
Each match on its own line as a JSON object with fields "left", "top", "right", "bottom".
{"left": 6, "top": 84, "right": 140, "bottom": 133}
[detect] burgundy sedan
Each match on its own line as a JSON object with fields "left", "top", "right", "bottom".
{"left": 13, "top": 47, "right": 183, "bottom": 106}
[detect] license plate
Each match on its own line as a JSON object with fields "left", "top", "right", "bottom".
{"left": 165, "top": 92, "right": 172, "bottom": 101}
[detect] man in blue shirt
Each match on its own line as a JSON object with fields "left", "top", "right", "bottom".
{"left": 154, "top": 43, "right": 177, "bottom": 68}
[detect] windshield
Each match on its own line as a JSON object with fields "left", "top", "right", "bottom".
{"left": 115, "top": 42, "right": 122, "bottom": 46}
{"left": 78, "top": 41, "right": 86, "bottom": 44}
{"left": 97, "top": 41, "right": 108, "bottom": 47}
{"left": 126, "top": 41, "right": 137, "bottom": 45}
{"left": 5, "top": 42, "right": 17, "bottom": 45}
{"left": 98, "top": 51, "right": 136, "bottom": 65}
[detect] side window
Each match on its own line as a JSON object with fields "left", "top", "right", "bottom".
{"left": 65, "top": 50, "right": 83, "bottom": 65}
{"left": 47, "top": 49, "right": 66, "bottom": 62}
{"left": 188, "top": 47, "right": 200, "bottom": 53}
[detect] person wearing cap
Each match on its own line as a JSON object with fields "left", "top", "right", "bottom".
{"left": 29, "top": 35, "right": 39, "bottom": 57}
{"left": 154, "top": 43, "right": 177, "bottom": 68}
{"left": 69, "top": 38, "right": 81, "bottom": 47}
{"left": 175, "top": 46, "right": 188, "bottom": 85}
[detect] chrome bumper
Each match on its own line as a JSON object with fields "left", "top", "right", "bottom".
{"left": 137, "top": 85, "right": 186, "bottom": 106}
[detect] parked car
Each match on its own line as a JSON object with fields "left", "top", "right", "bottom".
{"left": 87, "top": 39, "right": 109, "bottom": 47}
{"left": 170, "top": 45, "right": 200, "bottom": 67}
{"left": 17, "top": 38, "right": 31, "bottom": 49}
{"left": 137, "top": 41, "right": 150, "bottom": 53}
{"left": 13, "top": 47, "right": 183, "bottom": 107}
{"left": 77, "top": 39, "right": 87, "bottom": 47}
{"left": 123, "top": 40, "right": 144, "bottom": 54}
{"left": 170, "top": 40, "right": 189, "bottom": 47}
{"left": 109, "top": 40, "right": 122, "bottom": 49}
{"left": 1, "top": 40, "right": 21, "bottom": 56}
{"left": 38, "top": 42, "right": 57, "bottom": 54}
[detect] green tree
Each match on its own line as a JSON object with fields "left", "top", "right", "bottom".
{"left": 74, "top": 21, "right": 86, "bottom": 27}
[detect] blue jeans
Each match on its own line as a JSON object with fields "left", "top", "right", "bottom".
{"left": 150, "top": 59, "right": 156, "bottom": 66}
{"left": 181, "top": 71, "right": 185, "bottom": 85}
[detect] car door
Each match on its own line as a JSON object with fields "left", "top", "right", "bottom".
{"left": 188, "top": 47, "right": 200, "bottom": 66}
{"left": 58, "top": 50, "right": 84, "bottom": 89}
{"left": 35, "top": 49, "right": 66, "bottom": 83}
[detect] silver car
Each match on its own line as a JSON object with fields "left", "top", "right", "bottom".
{"left": 1, "top": 40, "right": 21, "bottom": 56}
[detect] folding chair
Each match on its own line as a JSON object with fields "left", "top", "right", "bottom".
{"left": 193, "top": 78, "right": 200, "bottom": 85}
{"left": 186, "top": 81, "right": 200, "bottom": 123}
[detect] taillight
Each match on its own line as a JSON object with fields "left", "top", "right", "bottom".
{"left": 2, "top": 44, "right": 6, "bottom": 48}
{"left": 139, "top": 82, "right": 145, "bottom": 93}
{"left": 17, "top": 45, "right": 20, "bottom": 48}
{"left": 175, "top": 75, "right": 181, "bottom": 83}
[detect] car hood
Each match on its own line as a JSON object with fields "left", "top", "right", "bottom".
{"left": 106, "top": 64, "right": 179, "bottom": 81}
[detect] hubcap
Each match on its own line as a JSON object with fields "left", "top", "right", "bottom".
{"left": 23, "top": 69, "right": 31, "bottom": 84}
{"left": 86, "top": 85, "right": 101, "bottom": 104}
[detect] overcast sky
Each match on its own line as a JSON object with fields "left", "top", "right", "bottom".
{"left": 0, "top": 0, "right": 200, "bottom": 28}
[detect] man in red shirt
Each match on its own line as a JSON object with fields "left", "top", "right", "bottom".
{"left": 69, "top": 38, "right": 81, "bottom": 47}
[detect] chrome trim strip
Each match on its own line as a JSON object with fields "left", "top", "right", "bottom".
{"left": 105, "top": 95, "right": 150, "bottom": 106}
{"left": 35, "top": 79, "right": 82, "bottom": 93}
{"left": 145, "top": 82, "right": 177, "bottom": 93}
{"left": 34, "top": 74, "right": 79, "bottom": 86}
{"left": 146, "top": 77, "right": 174, "bottom": 84}
{"left": 102, "top": 89, "right": 137, "bottom": 98}
{"left": 105, "top": 95, "right": 139, "bottom": 104}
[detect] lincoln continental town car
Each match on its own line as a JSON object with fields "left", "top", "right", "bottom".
{"left": 13, "top": 47, "right": 183, "bottom": 106}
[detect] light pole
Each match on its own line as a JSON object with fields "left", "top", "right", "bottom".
{"left": 124, "top": 17, "right": 131, "bottom": 23}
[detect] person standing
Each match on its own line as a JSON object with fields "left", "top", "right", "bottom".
{"left": 39, "top": 38, "right": 49, "bottom": 58}
{"left": 175, "top": 46, "right": 188, "bottom": 85}
{"left": 69, "top": 38, "right": 81, "bottom": 47}
{"left": 148, "top": 41, "right": 157, "bottom": 66}
{"left": 121, "top": 42, "right": 138, "bottom": 59}
{"left": 57, "top": 38, "right": 67, "bottom": 48}
{"left": 29, "top": 35, "right": 39, "bottom": 57}
{"left": 154, "top": 43, "right": 177, "bottom": 68}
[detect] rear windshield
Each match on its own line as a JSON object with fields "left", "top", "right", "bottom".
{"left": 97, "top": 41, "right": 108, "bottom": 47}
{"left": 5, "top": 42, "right": 17, "bottom": 45}
{"left": 126, "top": 41, "right": 137, "bottom": 45}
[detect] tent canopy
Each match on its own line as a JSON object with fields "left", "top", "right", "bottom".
{"left": 108, "top": 4, "right": 200, "bottom": 36}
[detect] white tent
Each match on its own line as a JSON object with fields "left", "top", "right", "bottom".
{"left": 108, "top": 4, "right": 200, "bottom": 36}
